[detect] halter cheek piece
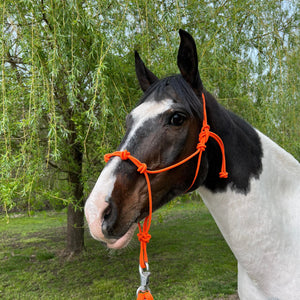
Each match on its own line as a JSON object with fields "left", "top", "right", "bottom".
{"left": 104, "top": 93, "right": 228, "bottom": 298}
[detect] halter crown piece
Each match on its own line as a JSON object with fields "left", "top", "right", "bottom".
{"left": 104, "top": 93, "right": 228, "bottom": 299}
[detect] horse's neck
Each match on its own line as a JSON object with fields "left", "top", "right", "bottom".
{"left": 203, "top": 95, "right": 264, "bottom": 193}
{"left": 199, "top": 130, "right": 300, "bottom": 252}
{"left": 198, "top": 130, "right": 300, "bottom": 297}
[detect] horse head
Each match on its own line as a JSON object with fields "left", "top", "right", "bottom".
{"left": 85, "top": 30, "right": 209, "bottom": 249}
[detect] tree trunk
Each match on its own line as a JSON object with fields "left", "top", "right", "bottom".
{"left": 66, "top": 129, "right": 85, "bottom": 254}
{"left": 67, "top": 202, "right": 84, "bottom": 254}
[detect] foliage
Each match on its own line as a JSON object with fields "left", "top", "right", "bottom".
{"left": 0, "top": 1, "right": 299, "bottom": 218}
{"left": 0, "top": 201, "right": 237, "bottom": 299}
{"left": 0, "top": 1, "right": 136, "bottom": 215}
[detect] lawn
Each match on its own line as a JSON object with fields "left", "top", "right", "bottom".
{"left": 0, "top": 200, "right": 237, "bottom": 299}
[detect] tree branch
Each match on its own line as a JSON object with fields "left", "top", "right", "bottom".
{"left": 41, "top": 0, "right": 53, "bottom": 32}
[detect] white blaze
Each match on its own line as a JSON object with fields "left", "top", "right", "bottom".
{"left": 120, "top": 99, "right": 174, "bottom": 150}
{"left": 84, "top": 98, "right": 174, "bottom": 245}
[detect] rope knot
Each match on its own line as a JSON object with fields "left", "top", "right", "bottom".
{"left": 219, "top": 171, "right": 228, "bottom": 178}
{"left": 137, "top": 232, "right": 151, "bottom": 244}
{"left": 120, "top": 150, "right": 130, "bottom": 160}
{"left": 202, "top": 124, "right": 210, "bottom": 132}
{"left": 137, "top": 163, "right": 147, "bottom": 174}
{"left": 196, "top": 142, "right": 206, "bottom": 151}
{"left": 199, "top": 124, "right": 210, "bottom": 144}
{"left": 104, "top": 153, "right": 113, "bottom": 163}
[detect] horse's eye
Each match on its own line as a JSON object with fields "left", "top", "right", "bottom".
{"left": 170, "top": 113, "right": 186, "bottom": 126}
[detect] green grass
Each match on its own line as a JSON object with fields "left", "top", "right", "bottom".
{"left": 0, "top": 201, "right": 237, "bottom": 299}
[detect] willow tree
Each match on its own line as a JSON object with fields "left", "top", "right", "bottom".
{"left": 1, "top": 0, "right": 298, "bottom": 253}
{"left": 0, "top": 1, "right": 136, "bottom": 254}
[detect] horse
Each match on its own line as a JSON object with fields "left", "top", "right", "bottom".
{"left": 84, "top": 29, "right": 300, "bottom": 299}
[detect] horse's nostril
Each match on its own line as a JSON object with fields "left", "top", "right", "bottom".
{"left": 103, "top": 205, "right": 112, "bottom": 220}
{"left": 102, "top": 200, "right": 118, "bottom": 237}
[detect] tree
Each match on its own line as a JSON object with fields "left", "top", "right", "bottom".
{"left": 1, "top": 0, "right": 136, "bottom": 254}
{"left": 1, "top": 0, "right": 298, "bottom": 253}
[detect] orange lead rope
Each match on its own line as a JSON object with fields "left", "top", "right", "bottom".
{"left": 104, "top": 93, "right": 228, "bottom": 299}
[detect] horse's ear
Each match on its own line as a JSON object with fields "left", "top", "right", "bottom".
{"left": 135, "top": 51, "right": 159, "bottom": 92}
{"left": 177, "top": 29, "right": 203, "bottom": 93}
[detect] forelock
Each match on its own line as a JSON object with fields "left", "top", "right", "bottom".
{"left": 139, "top": 75, "right": 203, "bottom": 119}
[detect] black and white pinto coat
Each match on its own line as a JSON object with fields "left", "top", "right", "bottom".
{"left": 85, "top": 30, "right": 300, "bottom": 299}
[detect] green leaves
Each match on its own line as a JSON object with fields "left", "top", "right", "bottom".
{"left": 1, "top": 0, "right": 299, "bottom": 215}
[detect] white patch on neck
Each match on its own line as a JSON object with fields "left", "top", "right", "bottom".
{"left": 120, "top": 98, "right": 174, "bottom": 150}
{"left": 197, "top": 130, "right": 300, "bottom": 299}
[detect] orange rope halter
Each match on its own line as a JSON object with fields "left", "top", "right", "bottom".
{"left": 104, "top": 93, "right": 228, "bottom": 298}
{"left": 137, "top": 290, "right": 154, "bottom": 300}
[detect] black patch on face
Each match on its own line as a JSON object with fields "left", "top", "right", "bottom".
{"left": 118, "top": 75, "right": 263, "bottom": 195}
{"left": 119, "top": 113, "right": 191, "bottom": 169}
